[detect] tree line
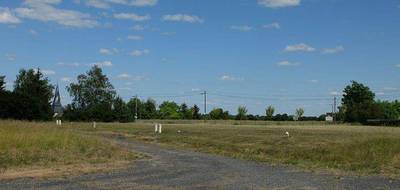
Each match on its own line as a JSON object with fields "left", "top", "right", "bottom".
{"left": 0, "top": 67, "right": 399, "bottom": 125}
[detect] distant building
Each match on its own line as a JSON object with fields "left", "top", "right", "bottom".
{"left": 52, "top": 85, "right": 63, "bottom": 117}
{"left": 325, "top": 113, "right": 334, "bottom": 122}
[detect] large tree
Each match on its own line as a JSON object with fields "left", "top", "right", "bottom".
{"left": 339, "top": 81, "right": 376, "bottom": 123}
{"left": 159, "top": 101, "right": 180, "bottom": 119}
{"left": 236, "top": 106, "right": 248, "bottom": 120}
{"left": 179, "top": 103, "right": 191, "bottom": 119}
{"left": 265, "top": 106, "right": 275, "bottom": 120}
{"left": 191, "top": 104, "right": 201, "bottom": 119}
{"left": 295, "top": 108, "right": 304, "bottom": 120}
{"left": 67, "top": 66, "right": 116, "bottom": 121}
{"left": 13, "top": 68, "right": 54, "bottom": 120}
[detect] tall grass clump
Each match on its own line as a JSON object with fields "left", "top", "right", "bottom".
{"left": 0, "top": 120, "right": 134, "bottom": 172}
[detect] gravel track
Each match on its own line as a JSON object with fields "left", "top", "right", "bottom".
{"left": 1, "top": 137, "right": 399, "bottom": 190}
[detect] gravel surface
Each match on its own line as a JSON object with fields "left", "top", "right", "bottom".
{"left": 1, "top": 137, "right": 399, "bottom": 190}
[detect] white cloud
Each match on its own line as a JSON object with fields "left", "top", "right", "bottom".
{"left": 61, "top": 77, "right": 72, "bottom": 82}
{"left": 395, "top": 64, "right": 400, "bottom": 68}
{"left": 92, "top": 61, "right": 113, "bottom": 67}
{"left": 15, "top": 0, "right": 98, "bottom": 28}
{"left": 129, "top": 49, "right": 149, "bottom": 57}
{"left": 285, "top": 43, "right": 315, "bottom": 52}
{"left": 329, "top": 91, "right": 341, "bottom": 96}
{"left": 162, "top": 14, "right": 204, "bottom": 23}
{"left": 5, "top": 53, "right": 16, "bottom": 61}
{"left": 117, "top": 73, "right": 146, "bottom": 81}
{"left": 107, "top": 0, "right": 157, "bottom": 7}
{"left": 131, "top": 24, "right": 144, "bottom": 31}
{"left": 29, "top": 29, "right": 38, "bottom": 35}
{"left": 262, "top": 22, "right": 280, "bottom": 29}
{"left": 57, "top": 62, "right": 80, "bottom": 67}
{"left": 117, "top": 73, "right": 131, "bottom": 79}
{"left": 0, "top": 7, "right": 21, "bottom": 24}
{"left": 38, "top": 69, "right": 56, "bottom": 75}
{"left": 127, "top": 35, "right": 143, "bottom": 40}
{"left": 99, "top": 48, "right": 118, "bottom": 55}
{"left": 308, "top": 79, "right": 319, "bottom": 83}
{"left": 322, "top": 46, "right": 344, "bottom": 54}
{"left": 219, "top": 75, "right": 243, "bottom": 81}
{"left": 376, "top": 92, "right": 385, "bottom": 96}
{"left": 258, "top": 0, "right": 301, "bottom": 8}
{"left": 230, "top": 25, "right": 252, "bottom": 32}
{"left": 383, "top": 87, "right": 397, "bottom": 91}
{"left": 85, "top": 0, "right": 110, "bottom": 9}
{"left": 161, "top": 31, "right": 176, "bottom": 36}
{"left": 76, "top": 0, "right": 157, "bottom": 8}
{"left": 114, "top": 13, "right": 150, "bottom": 21}
{"left": 277, "top": 61, "right": 300, "bottom": 66}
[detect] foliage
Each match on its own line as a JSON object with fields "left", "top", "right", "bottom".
{"left": 265, "top": 106, "right": 275, "bottom": 120}
{"left": 0, "top": 69, "right": 54, "bottom": 120}
{"left": 66, "top": 66, "right": 116, "bottom": 122}
{"left": 236, "top": 106, "right": 248, "bottom": 120}
{"left": 209, "top": 108, "right": 230, "bottom": 120}
{"left": 295, "top": 108, "right": 305, "bottom": 120}
{"left": 0, "top": 75, "right": 5, "bottom": 92}
{"left": 159, "top": 101, "right": 180, "bottom": 119}
{"left": 113, "top": 97, "right": 132, "bottom": 123}
{"left": 339, "top": 81, "right": 376, "bottom": 123}
{"left": 191, "top": 104, "right": 201, "bottom": 119}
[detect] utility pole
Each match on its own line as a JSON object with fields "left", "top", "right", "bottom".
{"left": 135, "top": 94, "right": 138, "bottom": 120}
{"left": 333, "top": 96, "right": 337, "bottom": 122}
{"left": 201, "top": 91, "right": 207, "bottom": 120}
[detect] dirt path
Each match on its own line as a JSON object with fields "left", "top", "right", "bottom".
{"left": 1, "top": 137, "right": 399, "bottom": 190}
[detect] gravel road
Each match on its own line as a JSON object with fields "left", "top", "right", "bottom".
{"left": 1, "top": 137, "right": 399, "bottom": 190}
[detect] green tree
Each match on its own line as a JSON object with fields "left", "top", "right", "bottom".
{"left": 113, "top": 97, "right": 132, "bottom": 122}
{"left": 236, "top": 106, "right": 248, "bottom": 120}
{"left": 179, "top": 103, "right": 192, "bottom": 119}
{"left": 209, "top": 108, "right": 224, "bottom": 120}
{"left": 13, "top": 68, "right": 54, "bottom": 120}
{"left": 127, "top": 97, "right": 142, "bottom": 120}
{"left": 375, "top": 100, "right": 400, "bottom": 120}
{"left": 67, "top": 66, "right": 116, "bottom": 121}
{"left": 159, "top": 101, "right": 180, "bottom": 119}
{"left": 265, "top": 106, "right": 275, "bottom": 120}
{"left": 295, "top": 108, "right": 304, "bottom": 120}
{"left": 191, "top": 104, "right": 201, "bottom": 119}
{"left": 0, "top": 76, "right": 5, "bottom": 92}
{"left": 339, "top": 81, "right": 376, "bottom": 123}
{"left": 143, "top": 99, "right": 157, "bottom": 119}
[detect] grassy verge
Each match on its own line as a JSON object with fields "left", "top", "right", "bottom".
{"left": 79, "top": 122, "right": 400, "bottom": 177}
{"left": 0, "top": 120, "right": 143, "bottom": 179}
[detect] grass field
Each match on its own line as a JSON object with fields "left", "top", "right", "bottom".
{"left": 75, "top": 121, "right": 400, "bottom": 177}
{"left": 2, "top": 120, "right": 400, "bottom": 178}
{"left": 0, "top": 120, "right": 142, "bottom": 179}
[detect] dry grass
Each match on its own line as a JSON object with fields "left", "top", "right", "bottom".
{"left": 77, "top": 122, "right": 400, "bottom": 177}
{"left": 0, "top": 120, "right": 143, "bottom": 179}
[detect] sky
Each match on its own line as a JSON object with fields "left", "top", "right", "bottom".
{"left": 1, "top": 0, "right": 400, "bottom": 116}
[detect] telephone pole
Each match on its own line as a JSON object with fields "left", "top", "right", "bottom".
{"left": 333, "top": 96, "right": 337, "bottom": 121}
{"left": 135, "top": 94, "right": 138, "bottom": 120}
{"left": 201, "top": 91, "right": 207, "bottom": 120}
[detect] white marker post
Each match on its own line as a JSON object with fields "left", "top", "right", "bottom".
{"left": 93, "top": 121, "right": 96, "bottom": 129}
{"left": 154, "top": 124, "right": 162, "bottom": 134}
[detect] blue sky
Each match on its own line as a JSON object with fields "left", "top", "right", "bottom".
{"left": 1, "top": 0, "right": 400, "bottom": 116}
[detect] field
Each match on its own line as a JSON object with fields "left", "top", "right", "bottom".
{"left": 0, "top": 120, "right": 143, "bottom": 179}
{"left": 1, "top": 120, "right": 400, "bottom": 179}
{"left": 77, "top": 121, "right": 400, "bottom": 177}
